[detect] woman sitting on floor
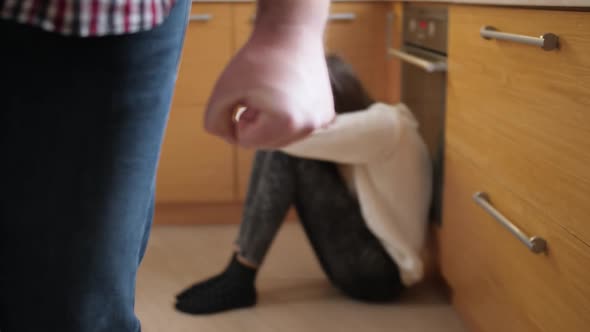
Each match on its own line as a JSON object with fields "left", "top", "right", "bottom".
{"left": 175, "top": 55, "right": 432, "bottom": 315}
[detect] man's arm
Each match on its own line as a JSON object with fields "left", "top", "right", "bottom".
{"left": 203, "top": 0, "right": 334, "bottom": 149}
{"left": 256, "top": 0, "right": 330, "bottom": 31}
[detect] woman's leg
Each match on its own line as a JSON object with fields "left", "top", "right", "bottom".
{"left": 235, "top": 150, "right": 298, "bottom": 265}
{"left": 175, "top": 150, "right": 297, "bottom": 314}
{"left": 235, "top": 152, "right": 403, "bottom": 302}
{"left": 176, "top": 151, "right": 403, "bottom": 316}
{"left": 291, "top": 157, "right": 405, "bottom": 302}
{"left": 0, "top": 2, "right": 189, "bottom": 331}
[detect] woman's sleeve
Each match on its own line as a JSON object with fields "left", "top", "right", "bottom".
{"left": 280, "top": 105, "right": 402, "bottom": 164}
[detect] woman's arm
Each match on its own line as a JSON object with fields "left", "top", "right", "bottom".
{"left": 281, "top": 104, "right": 405, "bottom": 164}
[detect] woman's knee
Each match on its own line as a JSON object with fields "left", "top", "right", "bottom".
{"left": 253, "top": 150, "right": 297, "bottom": 168}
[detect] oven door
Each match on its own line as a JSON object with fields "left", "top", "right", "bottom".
{"left": 398, "top": 45, "right": 446, "bottom": 158}
{"left": 395, "top": 45, "right": 447, "bottom": 222}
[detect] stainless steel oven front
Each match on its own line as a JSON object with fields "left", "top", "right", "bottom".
{"left": 389, "top": 4, "right": 448, "bottom": 222}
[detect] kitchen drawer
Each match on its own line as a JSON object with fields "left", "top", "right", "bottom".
{"left": 440, "top": 147, "right": 590, "bottom": 332}
{"left": 173, "top": 3, "right": 233, "bottom": 106}
{"left": 446, "top": 6, "right": 590, "bottom": 244}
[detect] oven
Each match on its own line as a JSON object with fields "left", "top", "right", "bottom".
{"left": 389, "top": 4, "right": 448, "bottom": 222}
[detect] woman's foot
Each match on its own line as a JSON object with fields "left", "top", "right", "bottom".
{"left": 175, "top": 255, "right": 258, "bottom": 315}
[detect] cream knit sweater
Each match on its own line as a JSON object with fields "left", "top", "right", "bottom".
{"left": 281, "top": 102, "right": 432, "bottom": 286}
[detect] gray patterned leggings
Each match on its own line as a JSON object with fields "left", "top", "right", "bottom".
{"left": 236, "top": 151, "right": 404, "bottom": 302}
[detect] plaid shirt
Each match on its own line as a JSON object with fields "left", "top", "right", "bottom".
{"left": 0, "top": 0, "right": 176, "bottom": 36}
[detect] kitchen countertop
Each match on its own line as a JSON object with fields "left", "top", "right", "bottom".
{"left": 191, "top": 0, "right": 590, "bottom": 8}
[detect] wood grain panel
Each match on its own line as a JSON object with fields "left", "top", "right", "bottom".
{"left": 157, "top": 3, "right": 235, "bottom": 208}
{"left": 385, "top": 2, "right": 403, "bottom": 105}
{"left": 173, "top": 3, "right": 233, "bottom": 106}
{"left": 446, "top": 5, "right": 590, "bottom": 244}
{"left": 326, "top": 2, "right": 390, "bottom": 101}
{"left": 157, "top": 105, "right": 234, "bottom": 203}
{"left": 440, "top": 147, "right": 590, "bottom": 332}
{"left": 232, "top": 2, "right": 256, "bottom": 50}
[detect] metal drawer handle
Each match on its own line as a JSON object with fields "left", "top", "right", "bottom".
{"left": 473, "top": 192, "right": 547, "bottom": 254}
{"left": 251, "top": 12, "right": 356, "bottom": 24}
{"left": 329, "top": 13, "right": 356, "bottom": 22}
{"left": 388, "top": 48, "right": 447, "bottom": 73}
{"left": 189, "top": 14, "right": 212, "bottom": 22}
{"left": 480, "top": 26, "right": 559, "bottom": 51}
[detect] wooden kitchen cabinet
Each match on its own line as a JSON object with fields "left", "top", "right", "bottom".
{"left": 326, "top": 2, "right": 390, "bottom": 101}
{"left": 442, "top": 148, "right": 590, "bottom": 332}
{"left": 233, "top": 3, "right": 256, "bottom": 49}
{"left": 440, "top": 5, "right": 590, "bottom": 332}
{"left": 157, "top": 3, "right": 235, "bottom": 206}
{"left": 157, "top": 2, "right": 397, "bottom": 222}
{"left": 157, "top": 105, "right": 235, "bottom": 203}
{"left": 235, "top": 2, "right": 394, "bottom": 199}
{"left": 172, "top": 3, "right": 233, "bottom": 106}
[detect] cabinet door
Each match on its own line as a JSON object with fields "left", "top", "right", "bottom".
{"left": 441, "top": 5, "right": 590, "bottom": 332}
{"left": 157, "top": 3, "right": 235, "bottom": 203}
{"left": 445, "top": 5, "right": 590, "bottom": 246}
{"left": 233, "top": 3, "right": 256, "bottom": 50}
{"left": 233, "top": 3, "right": 257, "bottom": 200}
{"left": 440, "top": 148, "right": 590, "bottom": 332}
{"left": 173, "top": 3, "right": 233, "bottom": 106}
{"left": 325, "top": 3, "right": 389, "bottom": 101}
{"left": 157, "top": 105, "right": 235, "bottom": 203}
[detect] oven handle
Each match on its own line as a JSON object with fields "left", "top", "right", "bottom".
{"left": 388, "top": 48, "right": 447, "bottom": 73}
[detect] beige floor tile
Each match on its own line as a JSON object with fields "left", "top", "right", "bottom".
{"left": 136, "top": 224, "right": 467, "bottom": 332}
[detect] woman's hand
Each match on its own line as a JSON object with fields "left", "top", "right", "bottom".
{"left": 203, "top": 24, "right": 335, "bottom": 149}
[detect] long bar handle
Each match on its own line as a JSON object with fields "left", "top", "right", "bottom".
{"left": 473, "top": 192, "right": 547, "bottom": 254}
{"left": 328, "top": 13, "right": 356, "bottom": 22}
{"left": 250, "top": 12, "right": 356, "bottom": 25}
{"left": 189, "top": 14, "right": 212, "bottom": 22}
{"left": 480, "top": 26, "right": 558, "bottom": 51}
{"left": 388, "top": 48, "right": 447, "bottom": 73}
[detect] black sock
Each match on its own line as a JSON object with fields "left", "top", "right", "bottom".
{"left": 175, "top": 254, "right": 258, "bottom": 315}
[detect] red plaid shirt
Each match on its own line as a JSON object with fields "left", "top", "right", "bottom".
{"left": 0, "top": 0, "right": 176, "bottom": 36}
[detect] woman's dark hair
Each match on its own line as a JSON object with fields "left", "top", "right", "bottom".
{"left": 326, "top": 54, "right": 375, "bottom": 114}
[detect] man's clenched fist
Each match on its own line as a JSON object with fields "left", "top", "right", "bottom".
{"left": 203, "top": 23, "right": 335, "bottom": 149}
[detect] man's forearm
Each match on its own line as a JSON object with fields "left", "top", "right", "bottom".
{"left": 256, "top": 0, "right": 331, "bottom": 32}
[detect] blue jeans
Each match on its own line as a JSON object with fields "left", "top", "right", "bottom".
{"left": 0, "top": 1, "right": 189, "bottom": 331}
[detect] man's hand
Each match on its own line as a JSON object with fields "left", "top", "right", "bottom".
{"left": 203, "top": 0, "right": 334, "bottom": 149}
